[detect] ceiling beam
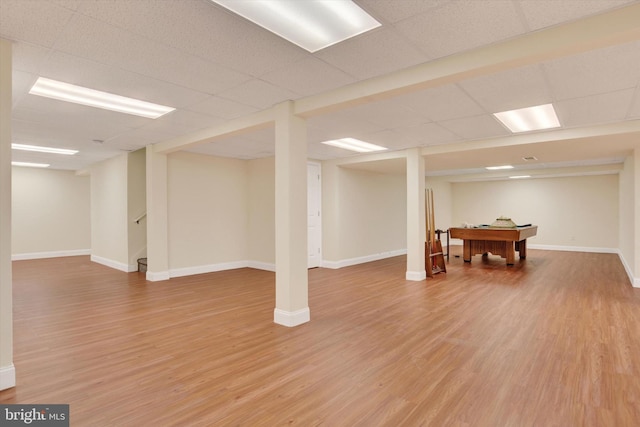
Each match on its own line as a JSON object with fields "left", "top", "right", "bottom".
{"left": 421, "top": 120, "right": 640, "bottom": 156}
{"left": 152, "top": 3, "right": 640, "bottom": 157}
{"left": 154, "top": 109, "right": 274, "bottom": 154}
{"left": 294, "top": 3, "right": 640, "bottom": 118}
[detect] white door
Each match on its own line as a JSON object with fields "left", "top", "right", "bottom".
{"left": 307, "top": 162, "right": 321, "bottom": 268}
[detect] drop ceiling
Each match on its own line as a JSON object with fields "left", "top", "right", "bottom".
{"left": 2, "top": 0, "right": 640, "bottom": 178}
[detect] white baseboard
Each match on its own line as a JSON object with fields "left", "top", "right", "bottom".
{"left": 91, "top": 255, "right": 137, "bottom": 273}
{"left": 247, "top": 260, "right": 276, "bottom": 272}
{"left": 170, "top": 260, "right": 249, "bottom": 278}
{"left": 406, "top": 270, "right": 427, "bottom": 281}
{"left": 12, "top": 249, "right": 90, "bottom": 261}
{"left": 617, "top": 250, "right": 640, "bottom": 288}
{"left": 274, "top": 307, "right": 310, "bottom": 327}
{"left": 0, "top": 364, "right": 16, "bottom": 391}
{"left": 146, "top": 270, "right": 170, "bottom": 282}
{"left": 322, "top": 249, "right": 407, "bottom": 269}
{"left": 528, "top": 244, "right": 618, "bottom": 253}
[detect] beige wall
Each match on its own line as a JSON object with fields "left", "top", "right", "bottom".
{"left": 247, "top": 157, "right": 275, "bottom": 266}
{"left": 127, "top": 149, "right": 147, "bottom": 266}
{"left": 635, "top": 150, "right": 640, "bottom": 281}
{"left": 425, "top": 178, "right": 453, "bottom": 232}
{"left": 451, "top": 174, "right": 619, "bottom": 249}
{"left": 167, "top": 152, "right": 249, "bottom": 270}
{"left": 12, "top": 167, "right": 90, "bottom": 257}
{"left": 620, "top": 149, "right": 640, "bottom": 286}
{"left": 91, "top": 154, "right": 129, "bottom": 267}
{"left": 323, "top": 165, "right": 407, "bottom": 264}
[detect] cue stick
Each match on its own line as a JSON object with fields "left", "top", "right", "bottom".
{"left": 425, "top": 189, "right": 431, "bottom": 243}
{"left": 429, "top": 188, "right": 436, "bottom": 250}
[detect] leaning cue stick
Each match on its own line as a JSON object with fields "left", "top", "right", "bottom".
{"left": 425, "top": 189, "right": 431, "bottom": 243}
{"left": 429, "top": 188, "right": 436, "bottom": 251}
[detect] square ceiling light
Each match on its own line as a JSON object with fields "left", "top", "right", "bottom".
{"left": 210, "top": 0, "right": 381, "bottom": 52}
{"left": 12, "top": 143, "right": 78, "bottom": 155}
{"left": 493, "top": 103, "right": 560, "bottom": 133}
{"left": 29, "top": 77, "right": 175, "bottom": 119}
{"left": 321, "top": 137, "right": 387, "bottom": 153}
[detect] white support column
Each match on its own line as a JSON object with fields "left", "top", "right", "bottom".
{"left": 274, "top": 101, "right": 310, "bottom": 326}
{"left": 406, "top": 148, "right": 426, "bottom": 281}
{"left": 0, "top": 38, "right": 15, "bottom": 390}
{"left": 145, "top": 145, "right": 170, "bottom": 281}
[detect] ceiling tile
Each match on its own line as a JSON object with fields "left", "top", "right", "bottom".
{"left": 39, "top": 52, "right": 211, "bottom": 109}
{"left": 308, "top": 111, "right": 386, "bottom": 141}
{"left": 357, "top": 0, "right": 449, "bottom": 24}
{"left": 397, "top": 84, "right": 486, "bottom": 122}
{"left": 395, "top": 122, "right": 462, "bottom": 146}
{"left": 77, "top": 0, "right": 307, "bottom": 78}
{"left": 186, "top": 133, "right": 274, "bottom": 160}
{"left": 102, "top": 127, "right": 180, "bottom": 151}
{"left": 0, "top": 0, "right": 75, "bottom": 48}
{"left": 153, "top": 110, "right": 224, "bottom": 132}
{"left": 218, "top": 79, "right": 299, "bottom": 110}
{"left": 332, "top": 97, "right": 431, "bottom": 132}
{"left": 394, "top": 0, "right": 527, "bottom": 59}
{"left": 316, "top": 27, "right": 430, "bottom": 79}
{"left": 53, "top": 13, "right": 251, "bottom": 97}
{"left": 543, "top": 41, "right": 640, "bottom": 100}
{"left": 517, "top": 0, "right": 636, "bottom": 31}
{"left": 11, "top": 42, "right": 51, "bottom": 74}
{"left": 361, "top": 129, "right": 416, "bottom": 150}
{"left": 11, "top": 110, "right": 139, "bottom": 150}
{"left": 555, "top": 89, "right": 636, "bottom": 128}
{"left": 438, "top": 115, "right": 511, "bottom": 140}
{"left": 459, "top": 64, "right": 553, "bottom": 112}
{"left": 186, "top": 96, "right": 259, "bottom": 120}
{"left": 261, "top": 56, "right": 356, "bottom": 97}
{"left": 628, "top": 88, "right": 640, "bottom": 119}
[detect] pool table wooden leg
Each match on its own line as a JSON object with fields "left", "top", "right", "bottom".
{"left": 506, "top": 242, "right": 515, "bottom": 265}
{"left": 517, "top": 239, "right": 527, "bottom": 259}
{"left": 463, "top": 240, "right": 471, "bottom": 262}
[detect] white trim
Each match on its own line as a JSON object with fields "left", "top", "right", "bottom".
{"left": 12, "top": 249, "right": 91, "bottom": 261}
{"left": 146, "top": 271, "right": 170, "bottom": 282}
{"left": 274, "top": 307, "right": 310, "bottom": 327}
{"left": 322, "top": 249, "right": 407, "bottom": 269}
{"left": 170, "top": 260, "right": 277, "bottom": 278}
{"left": 0, "top": 364, "right": 16, "bottom": 390}
{"left": 527, "top": 244, "right": 618, "bottom": 253}
{"left": 247, "top": 260, "right": 276, "bottom": 272}
{"left": 170, "top": 261, "right": 248, "bottom": 278}
{"left": 406, "top": 270, "right": 427, "bottom": 281}
{"left": 617, "top": 250, "right": 640, "bottom": 288}
{"left": 91, "top": 254, "right": 137, "bottom": 272}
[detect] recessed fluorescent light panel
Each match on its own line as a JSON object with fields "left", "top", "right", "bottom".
{"left": 486, "top": 165, "right": 514, "bottom": 170}
{"left": 12, "top": 161, "right": 50, "bottom": 168}
{"left": 12, "top": 143, "right": 78, "bottom": 155}
{"left": 509, "top": 175, "right": 531, "bottom": 179}
{"left": 210, "top": 0, "right": 381, "bottom": 52}
{"left": 29, "top": 77, "right": 175, "bottom": 119}
{"left": 321, "top": 138, "right": 387, "bottom": 153}
{"left": 493, "top": 103, "right": 560, "bottom": 133}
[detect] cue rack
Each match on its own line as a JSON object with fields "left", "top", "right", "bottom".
{"left": 425, "top": 188, "right": 446, "bottom": 277}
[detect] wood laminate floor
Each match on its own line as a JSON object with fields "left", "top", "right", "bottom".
{"left": 1, "top": 248, "right": 639, "bottom": 426}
